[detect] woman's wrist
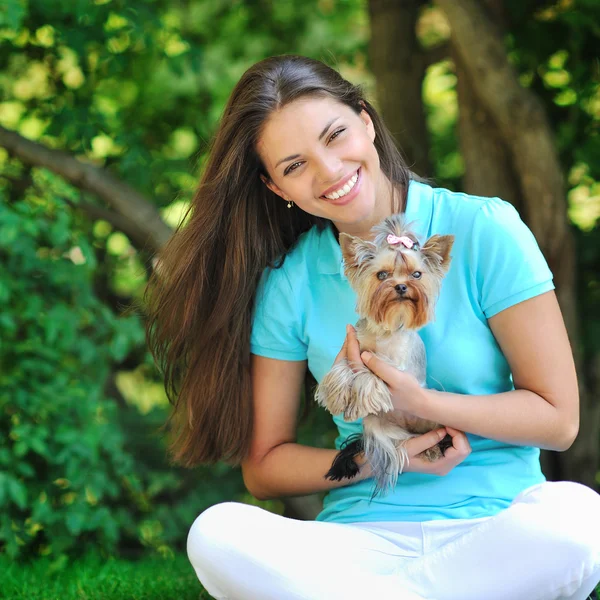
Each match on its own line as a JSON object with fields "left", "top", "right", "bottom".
{"left": 392, "top": 383, "right": 436, "bottom": 420}
{"left": 354, "top": 452, "right": 373, "bottom": 480}
{"left": 416, "top": 387, "right": 439, "bottom": 421}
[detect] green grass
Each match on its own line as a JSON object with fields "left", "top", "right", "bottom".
{"left": 3, "top": 552, "right": 598, "bottom": 599}
{"left": 0, "top": 552, "right": 209, "bottom": 600}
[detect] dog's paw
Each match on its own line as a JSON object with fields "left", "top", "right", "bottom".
{"left": 315, "top": 361, "right": 354, "bottom": 416}
{"left": 418, "top": 444, "right": 444, "bottom": 463}
{"left": 345, "top": 368, "right": 393, "bottom": 421}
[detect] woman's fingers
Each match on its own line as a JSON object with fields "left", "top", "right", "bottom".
{"left": 332, "top": 329, "right": 349, "bottom": 365}
{"left": 442, "top": 427, "right": 472, "bottom": 457}
{"left": 405, "top": 428, "right": 448, "bottom": 457}
{"left": 345, "top": 325, "right": 363, "bottom": 372}
{"left": 332, "top": 325, "right": 366, "bottom": 374}
{"left": 404, "top": 427, "right": 471, "bottom": 475}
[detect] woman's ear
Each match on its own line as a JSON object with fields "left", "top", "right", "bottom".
{"left": 359, "top": 104, "right": 376, "bottom": 143}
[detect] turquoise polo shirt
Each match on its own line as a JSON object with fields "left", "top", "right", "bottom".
{"left": 250, "top": 180, "right": 553, "bottom": 524}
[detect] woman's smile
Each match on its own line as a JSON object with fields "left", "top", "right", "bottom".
{"left": 320, "top": 168, "right": 361, "bottom": 205}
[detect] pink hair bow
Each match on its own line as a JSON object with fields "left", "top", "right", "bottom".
{"left": 387, "top": 234, "right": 415, "bottom": 249}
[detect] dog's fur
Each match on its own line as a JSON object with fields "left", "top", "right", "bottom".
{"left": 315, "top": 214, "right": 454, "bottom": 496}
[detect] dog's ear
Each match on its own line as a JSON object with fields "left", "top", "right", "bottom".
{"left": 421, "top": 234, "right": 454, "bottom": 274}
{"left": 340, "top": 233, "right": 376, "bottom": 281}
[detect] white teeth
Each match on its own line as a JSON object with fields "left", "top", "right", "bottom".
{"left": 324, "top": 170, "right": 359, "bottom": 200}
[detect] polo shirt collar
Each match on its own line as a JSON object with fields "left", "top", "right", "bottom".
{"left": 317, "top": 224, "right": 343, "bottom": 275}
{"left": 403, "top": 179, "right": 434, "bottom": 241}
{"left": 316, "top": 179, "right": 434, "bottom": 276}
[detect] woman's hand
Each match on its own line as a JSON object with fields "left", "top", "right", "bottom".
{"left": 333, "top": 324, "right": 364, "bottom": 368}
{"left": 342, "top": 325, "right": 426, "bottom": 416}
{"left": 403, "top": 426, "right": 471, "bottom": 475}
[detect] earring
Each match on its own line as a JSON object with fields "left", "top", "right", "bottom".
{"left": 287, "top": 201, "right": 294, "bottom": 208}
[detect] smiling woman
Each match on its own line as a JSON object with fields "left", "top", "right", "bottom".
{"left": 145, "top": 55, "right": 600, "bottom": 600}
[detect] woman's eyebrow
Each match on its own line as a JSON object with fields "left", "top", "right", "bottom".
{"left": 318, "top": 117, "right": 339, "bottom": 141}
{"left": 275, "top": 117, "right": 340, "bottom": 169}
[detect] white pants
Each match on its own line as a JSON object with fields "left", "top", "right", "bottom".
{"left": 187, "top": 481, "right": 600, "bottom": 600}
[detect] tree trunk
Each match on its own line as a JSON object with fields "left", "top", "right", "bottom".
{"left": 368, "top": 0, "right": 432, "bottom": 177}
{"left": 435, "top": 0, "right": 598, "bottom": 488}
{"left": 453, "top": 47, "right": 523, "bottom": 213}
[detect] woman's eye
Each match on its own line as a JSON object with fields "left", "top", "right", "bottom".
{"left": 412, "top": 271, "right": 422, "bottom": 279}
{"left": 377, "top": 271, "right": 388, "bottom": 280}
{"left": 329, "top": 128, "right": 346, "bottom": 143}
{"left": 283, "top": 130, "right": 345, "bottom": 175}
{"left": 284, "top": 162, "right": 303, "bottom": 176}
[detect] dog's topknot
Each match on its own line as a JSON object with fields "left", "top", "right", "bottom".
{"left": 371, "top": 214, "right": 420, "bottom": 250}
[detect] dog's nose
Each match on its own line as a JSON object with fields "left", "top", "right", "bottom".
{"left": 395, "top": 283, "right": 408, "bottom": 295}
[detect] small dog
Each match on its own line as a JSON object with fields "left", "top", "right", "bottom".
{"left": 315, "top": 214, "right": 454, "bottom": 496}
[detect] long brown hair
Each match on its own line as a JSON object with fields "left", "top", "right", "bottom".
{"left": 145, "top": 55, "right": 414, "bottom": 467}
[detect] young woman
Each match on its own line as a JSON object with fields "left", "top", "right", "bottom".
{"left": 146, "top": 55, "right": 600, "bottom": 600}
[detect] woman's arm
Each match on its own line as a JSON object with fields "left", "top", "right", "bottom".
{"left": 241, "top": 355, "right": 371, "bottom": 500}
{"left": 242, "top": 352, "right": 469, "bottom": 500}
{"left": 360, "top": 291, "right": 579, "bottom": 451}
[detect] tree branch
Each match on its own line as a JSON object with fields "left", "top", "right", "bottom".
{"left": 0, "top": 126, "right": 173, "bottom": 254}
{"left": 433, "top": 0, "right": 568, "bottom": 257}
{"left": 62, "top": 195, "right": 164, "bottom": 254}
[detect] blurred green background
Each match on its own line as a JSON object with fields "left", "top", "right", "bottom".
{"left": 0, "top": 0, "right": 599, "bottom": 595}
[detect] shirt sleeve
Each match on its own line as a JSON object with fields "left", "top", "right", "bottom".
{"left": 250, "top": 263, "right": 308, "bottom": 361}
{"left": 469, "top": 198, "right": 555, "bottom": 319}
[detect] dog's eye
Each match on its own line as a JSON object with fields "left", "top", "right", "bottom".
{"left": 377, "top": 271, "right": 389, "bottom": 280}
{"left": 412, "top": 271, "right": 422, "bottom": 279}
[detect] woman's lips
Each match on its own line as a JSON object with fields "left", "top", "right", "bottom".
{"left": 322, "top": 168, "right": 362, "bottom": 206}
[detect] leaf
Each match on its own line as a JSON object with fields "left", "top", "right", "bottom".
{"left": 0, "top": 313, "right": 17, "bottom": 334}
{"left": 0, "top": 281, "right": 11, "bottom": 303}
{"left": 13, "top": 441, "right": 28, "bottom": 458}
{"left": 109, "top": 332, "right": 130, "bottom": 362}
{"left": 0, "top": 0, "right": 28, "bottom": 30}
{"left": 65, "top": 512, "right": 84, "bottom": 536}
{"left": 29, "top": 436, "right": 49, "bottom": 457}
{"left": 0, "top": 225, "right": 18, "bottom": 249}
{"left": 7, "top": 478, "right": 27, "bottom": 510}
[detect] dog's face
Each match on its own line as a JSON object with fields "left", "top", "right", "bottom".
{"left": 340, "top": 215, "right": 454, "bottom": 331}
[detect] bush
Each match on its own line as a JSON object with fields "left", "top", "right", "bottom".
{"left": 0, "top": 183, "right": 148, "bottom": 558}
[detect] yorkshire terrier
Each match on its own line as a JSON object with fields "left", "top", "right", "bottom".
{"left": 315, "top": 214, "right": 454, "bottom": 496}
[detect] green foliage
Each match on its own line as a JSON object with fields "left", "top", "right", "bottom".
{"left": 505, "top": 0, "right": 600, "bottom": 179}
{"left": 0, "top": 177, "right": 146, "bottom": 558}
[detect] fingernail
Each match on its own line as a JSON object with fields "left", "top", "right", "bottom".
{"left": 361, "top": 351, "right": 372, "bottom": 363}
{"left": 346, "top": 324, "right": 352, "bottom": 335}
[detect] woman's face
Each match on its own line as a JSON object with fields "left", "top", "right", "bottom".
{"left": 257, "top": 96, "right": 393, "bottom": 238}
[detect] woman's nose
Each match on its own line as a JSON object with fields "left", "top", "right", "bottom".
{"left": 316, "top": 153, "right": 343, "bottom": 181}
